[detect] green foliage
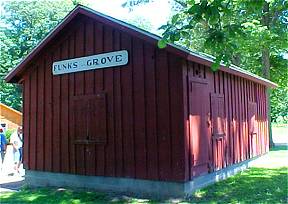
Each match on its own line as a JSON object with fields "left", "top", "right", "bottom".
{"left": 0, "top": 0, "right": 149, "bottom": 113}
{"left": 270, "top": 55, "right": 288, "bottom": 122}
{"left": 1, "top": 0, "right": 287, "bottom": 121}
{"left": 157, "top": 39, "right": 167, "bottom": 49}
{"left": 4, "top": 129, "right": 15, "bottom": 141}
{"left": 0, "top": 0, "right": 88, "bottom": 111}
{"left": 158, "top": 0, "right": 288, "bottom": 121}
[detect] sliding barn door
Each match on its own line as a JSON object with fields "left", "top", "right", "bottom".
{"left": 210, "top": 93, "right": 226, "bottom": 170}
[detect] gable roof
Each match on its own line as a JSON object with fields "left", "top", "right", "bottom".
{"left": 0, "top": 102, "right": 22, "bottom": 116}
{"left": 0, "top": 103, "right": 22, "bottom": 128}
{"left": 5, "top": 5, "right": 277, "bottom": 88}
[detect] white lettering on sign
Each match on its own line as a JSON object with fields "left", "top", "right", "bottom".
{"left": 52, "top": 50, "right": 128, "bottom": 75}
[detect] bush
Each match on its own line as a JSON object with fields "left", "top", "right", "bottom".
{"left": 5, "top": 129, "right": 15, "bottom": 141}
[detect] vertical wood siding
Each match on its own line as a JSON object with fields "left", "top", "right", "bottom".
{"left": 183, "top": 60, "right": 269, "bottom": 178}
{"left": 22, "top": 15, "right": 185, "bottom": 182}
{"left": 22, "top": 14, "right": 269, "bottom": 182}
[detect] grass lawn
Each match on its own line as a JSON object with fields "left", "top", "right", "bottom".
{"left": 1, "top": 147, "right": 287, "bottom": 204}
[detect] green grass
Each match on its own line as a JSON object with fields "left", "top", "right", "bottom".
{"left": 0, "top": 188, "right": 139, "bottom": 204}
{"left": 1, "top": 148, "right": 287, "bottom": 204}
{"left": 186, "top": 167, "right": 288, "bottom": 204}
{"left": 0, "top": 187, "right": 158, "bottom": 204}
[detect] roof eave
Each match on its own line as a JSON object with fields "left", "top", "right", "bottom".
{"left": 225, "top": 65, "right": 278, "bottom": 88}
{"left": 185, "top": 54, "right": 277, "bottom": 88}
{"left": 0, "top": 103, "right": 23, "bottom": 115}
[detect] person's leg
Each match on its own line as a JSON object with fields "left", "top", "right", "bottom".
{"left": 13, "top": 149, "right": 19, "bottom": 173}
{"left": 0, "top": 151, "right": 3, "bottom": 166}
{"left": 0, "top": 152, "right": 2, "bottom": 172}
{"left": 0, "top": 151, "right": 4, "bottom": 163}
{"left": 17, "top": 147, "right": 23, "bottom": 173}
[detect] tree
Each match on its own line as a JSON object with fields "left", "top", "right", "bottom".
{"left": 0, "top": 0, "right": 155, "bottom": 112}
{"left": 124, "top": 0, "right": 288, "bottom": 146}
{"left": 0, "top": 0, "right": 89, "bottom": 111}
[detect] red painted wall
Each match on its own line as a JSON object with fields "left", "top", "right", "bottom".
{"left": 23, "top": 14, "right": 186, "bottom": 182}
{"left": 182, "top": 61, "right": 269, "bottom": 180}
{"left": 22, "top": 13, "right": 269, "bottom": 183}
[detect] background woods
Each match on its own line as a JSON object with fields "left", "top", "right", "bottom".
{"left": 125, "top": 0, "right": 288, "bottom": 123}
{"left": 0, "top": 0, "right": 84, "bottom": 110}
{"left": 0, "top": 0, "right": 287, "bottom": 123}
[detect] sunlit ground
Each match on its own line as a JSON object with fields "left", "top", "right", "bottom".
{"left": 251, "top": 146, "right": 288, "bottom": 168}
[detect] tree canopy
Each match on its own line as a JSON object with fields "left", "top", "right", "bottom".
{"left": 0, "top": 0, "right": 155, "bottom": 112}
{"left": 124, "top": 0, "right": 288, "bottom": 123}
{"left": 0, "top": 0, "right": 287, "bottom": 123}
{"left": 0, "top": 0, "right": 82, "bottom": 110}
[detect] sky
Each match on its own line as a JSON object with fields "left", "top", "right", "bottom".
{"left": 0, "top": 0, "right": 172, "bottom": 34}
{"left": 88, "top": 0, "right": 172, "bottom": 34}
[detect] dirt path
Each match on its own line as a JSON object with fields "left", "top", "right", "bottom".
{"left": 0, "top": 162, "right": 25, "bottom": 193}
{"left": 0, "top": 175, "right": 25, "bottom": 193}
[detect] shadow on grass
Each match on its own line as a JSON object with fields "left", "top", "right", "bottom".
{"left": 270, "top": 146, "right": 288, "bottom": 151}
{"left": 0, "top": 180, "right": 25, "bottom": 191}
{"left": 0, "top": 187, "right": 158, "bottom": 204}
{"left": 0, "top": 168, "right": 287, "bottom": 203}
{"left": 186, "top": 167, "right": 288, "bottom": 204}
{"left": 0, "top": 188, "right": 103, "bottom": 204}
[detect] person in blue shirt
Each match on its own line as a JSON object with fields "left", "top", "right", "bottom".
{"left": 0, "top": 128, "right": 7, "bottom": 163}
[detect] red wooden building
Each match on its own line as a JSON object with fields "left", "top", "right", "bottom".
{"left": 5, "top": 5, "right": 276, "bottom": 197}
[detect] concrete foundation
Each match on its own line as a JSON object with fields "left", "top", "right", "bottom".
{"left": 25, "top": 154, "right": 263, "bottom": 198}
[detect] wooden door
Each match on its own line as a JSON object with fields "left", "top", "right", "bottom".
{"left": 248, "top": 101, "right": 257, "bottom": 157}
{"left": 210, "top": 93, "right": 226, "bottom": 171}
{"left": 189, "top": 78, "right": 210, "bottom": 177}
{"left": 73, "top": 93, "right": 107, "bottom": 175}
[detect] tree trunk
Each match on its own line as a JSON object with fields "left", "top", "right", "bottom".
{"left": 262, "top": 48, "right": 274, "bottom": 148}
{"left": 232, "top": 53, "right": 241, "bottom": 67}
{"left": 261, "top": 2, "right": 274, "bottom": 148}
